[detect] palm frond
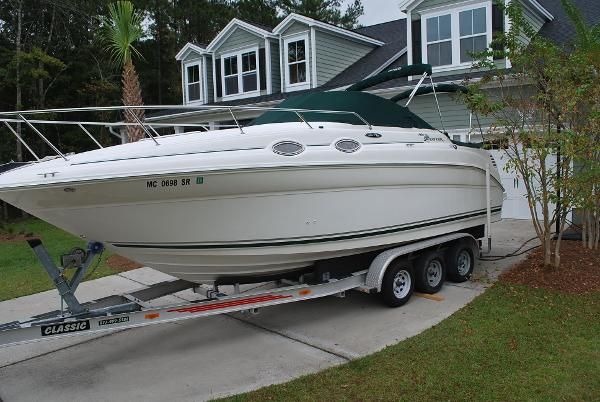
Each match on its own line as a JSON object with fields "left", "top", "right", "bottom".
{"left": 101, "top": 1, "right": 144, "bottom": 66}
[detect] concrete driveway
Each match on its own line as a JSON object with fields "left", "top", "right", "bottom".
{"left": 0, "top": 219, "right": 536, "bottom": 401}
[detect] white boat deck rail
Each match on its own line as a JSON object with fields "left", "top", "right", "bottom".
{"left": 0, "top": 105, "right": 373, "bottom": 162}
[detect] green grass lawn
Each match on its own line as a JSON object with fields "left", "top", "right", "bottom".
{"left": 220, "top": 284, "right": 600, "bottom": 402}
{"left": 0, "top": 218, "right": 121, "bottom": 301}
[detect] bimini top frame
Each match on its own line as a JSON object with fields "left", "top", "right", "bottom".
{"left": 0, "top": 105, "right": 373, "bottom": 162}
{"left": 346, "top": 63, "right": 454, "bottom": 134}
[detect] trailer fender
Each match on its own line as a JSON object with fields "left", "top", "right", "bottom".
{"left": 365, "top": 233, "right": 477, "bottom": 292}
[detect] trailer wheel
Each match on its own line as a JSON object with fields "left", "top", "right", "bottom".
{"left": 380, "top": 260, "right": 414, "bottom": 307}
{"left": 446, "top": 241, "right": 475, "bottom": 283}
{"left": 414, "top": 251, "right": 446, "bottom": 294}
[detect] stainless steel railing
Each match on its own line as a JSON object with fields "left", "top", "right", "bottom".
{"left": 0, "top": 105, "right": 372, "bottom": 162}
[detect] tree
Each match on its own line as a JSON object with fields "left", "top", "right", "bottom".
{"left": 555, "top": 0, "right": 600, "bottom": 250}
{"left": 461, "top": 1, "right": 592, "bottom": 268}
{"left": 101, "top": 0, "right": 145, "bottom": 142}
{"left": 280, "top": 0, "right": 364, "bottom": 28}
{"left": 236, "top": 0, "right": 280, "bottom": 28}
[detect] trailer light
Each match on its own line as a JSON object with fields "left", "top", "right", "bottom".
{"left": 299, "top": 289, "right": 311, "bottom": 296}
{"left": 145, "top": 313, "right": 160, "bottom": 320}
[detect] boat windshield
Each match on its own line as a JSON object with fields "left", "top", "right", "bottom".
{"left": 250, "top": 91, "right": 434, "bottom": 130}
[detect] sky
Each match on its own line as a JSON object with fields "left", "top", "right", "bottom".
{"left": 344, "top": 0, "right": 406, "bottom": 26}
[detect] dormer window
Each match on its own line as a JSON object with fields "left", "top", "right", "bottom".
{"left": 287, "top": 39, "right": 307, "bottom": 84}
{"left": 459, "top": 7, "right": 487, "bottom": 63}
{"left": 241, "top": 51, "right": 258, "bottom": 92}
{"left": 223, "top": 55, "right": 238, "bottom": 95}
{"left": 421, "top": 1, "right": 492, "bottom": 71}
{"left": 221, "top": 47, "right": 260, "bottom": 98}
{"left": 184, "top": 62, "right": 202, "bottom": 103}
{"left": 283, "top": 33, "right": 310, "bottom": 91}
{"left": 426, "top": 14, "right": 451, "bottom": 66}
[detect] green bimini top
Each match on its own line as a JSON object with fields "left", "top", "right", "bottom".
{"left": 251, "top": 91, "right": 434, "bottom": 130}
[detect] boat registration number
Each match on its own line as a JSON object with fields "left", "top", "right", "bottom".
{"left": 146, "top": 176, "right": 203, "bottom": 189}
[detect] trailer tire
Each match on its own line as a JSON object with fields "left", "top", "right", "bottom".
{"left": 414, "top": 251, "right": 446, "bottom": 294}
{"left": 446, "top": 241, "right": 475, "bottom": 283}
{"left": 380, "top": 259, "right": 414, "bottom": 307}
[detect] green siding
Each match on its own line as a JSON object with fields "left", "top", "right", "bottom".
{"left": 405, "top": 91, "right": 494, "bottom": 130}
{"left": 183, "top": 52, "right": 202, "bottom": 63}
{"left": 432, "top": 59, "right": 506, "bottom": 78}
{"left": 216, "top": 27, "right": 264, "bottom": 56}
{"left": 270, "top": 40, "right": 281, "bottom": 93}
{"left": 519, "top": 3, "right": 545, "bottom": 45}
{"left": 282, "top": 21, "right": 309, "bottom": 36}
{"left": 315, "top": 30, "right": 374, "bottom": 86}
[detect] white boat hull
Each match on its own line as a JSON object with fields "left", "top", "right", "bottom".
{"left": 0, "top": 123, "right": 503, "bottom": 283}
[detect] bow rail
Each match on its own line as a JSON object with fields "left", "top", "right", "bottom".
{"left": 0, "top": 105, "right": 372, "bottom": 162}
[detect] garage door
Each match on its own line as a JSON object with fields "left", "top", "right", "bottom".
{"left": 489, "top": 150, "right": 557, "bottom": 220}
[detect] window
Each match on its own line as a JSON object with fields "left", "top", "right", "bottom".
{"left": 241, "top": 51, "right": 257, "bottom": 92}
{"left": 185, "top": 63, "right": 201, "bottom": 103}
{"left": 459, "top": 7, "right": 487, "bottom": 63}
{"left": 287, "top": 39, "right": 307, "bottom": 84}
{"left": 223, "top": 55, "right": 239, "bottom": 95}
{"left": 221, "top": 48, "right": 260, "bottom": 97}
{"left": 426, "top": 14, "right": 452, "bottom": 66}
{"left": 421, "top": 2, "right": 491, "bottom": 69}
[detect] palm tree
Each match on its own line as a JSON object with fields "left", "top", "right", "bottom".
{"left": 102, "top": 1, "right": 145, "bottom": 142}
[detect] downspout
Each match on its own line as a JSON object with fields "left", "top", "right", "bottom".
{"left": 108, "top": 126, "right": 126, "bottom": 144}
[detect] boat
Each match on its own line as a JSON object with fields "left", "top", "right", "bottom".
{"left": 0, "top": 64, "right": 504, "bottom": 284}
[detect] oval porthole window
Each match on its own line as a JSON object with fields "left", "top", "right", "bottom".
{"left": 335, "top": 139, "right": 361, "bottom": 153}
{"left": 365, "top": 132, "right": 382, "bottom": 138}
{"left": 272, "top": 141, "right": 304, "bottom": 156}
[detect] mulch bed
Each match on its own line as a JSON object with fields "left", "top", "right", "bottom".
{"left": 500, "top": 240, "right": 600, "bottom": 294}
{"left": 0, "top": 233, "right": 35, "bottom": 243}
{"left": 106, "top": 254, "right": 143, "bottom": 271}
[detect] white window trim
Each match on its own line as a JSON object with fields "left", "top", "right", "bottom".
{"left": 265, "top": 39, "right": 272, "bottom": 94}
{"left": 420, "top": 0, "right": 492, "bottom": 72}
{"left": 283, "top": 33, "right": 311, "bottom": 92}
{"left": 183, "top": 59, "right": 203, "bottom": 105}
{"left": 220, "top": 46, "right": 261, "bottom": 101}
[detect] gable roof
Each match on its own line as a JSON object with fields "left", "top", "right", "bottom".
{"left": 353, "top": 18, "right": 407, "bottom": 42}
{"left": 325, "top": 19, "right": 408, "bottom": 88}
{"left": 175, "top": 43, "right": 208, "bottom": 61}
{"left": 537, "top": 0, "right": 600, "bottom": 45}
{"left": 399, "top": 0, "right": 552, "bottom": 20}
{"left": 273, "top": 13, "right": 385, "bottom": 46}
{"left": 245, "top": 20, "right": 274, "bottom": 32}
{"left": 206, "top": 18, "right": 276, "bottom": 52}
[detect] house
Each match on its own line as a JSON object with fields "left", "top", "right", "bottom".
{"left": 148, "top": 0, "right": 598, "bottom": 219}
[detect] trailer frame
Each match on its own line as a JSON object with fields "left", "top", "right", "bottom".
{"left": 0, "top": 232, "right": 479, "bottom": 348}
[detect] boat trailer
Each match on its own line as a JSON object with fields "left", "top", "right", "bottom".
{"left": 0, "top": 232, "right": 480, "bottom": 348}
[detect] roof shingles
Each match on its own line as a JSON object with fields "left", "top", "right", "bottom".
{"left": 165, "top": 3, "right": 599, "bottom": 112}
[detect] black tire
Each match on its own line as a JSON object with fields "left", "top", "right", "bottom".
{"left": 414, "top": 250, "right": 446, "bottom": 294}
{"left": 445, "top": 240, "right": 475, "bottom": 283}
{"left": 380, "top": 259, "right": 414, "bottom": 307}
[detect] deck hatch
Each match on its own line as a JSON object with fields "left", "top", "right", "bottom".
{"left": 272, "top": 141, "right": 304, "bottom": 156}
{"left": 335, "top": 139, "right": 361, "bottom": 153}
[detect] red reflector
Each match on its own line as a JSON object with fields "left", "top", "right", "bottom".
{"left": 145, "top": 313, "right": 160, "bottom": 320}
